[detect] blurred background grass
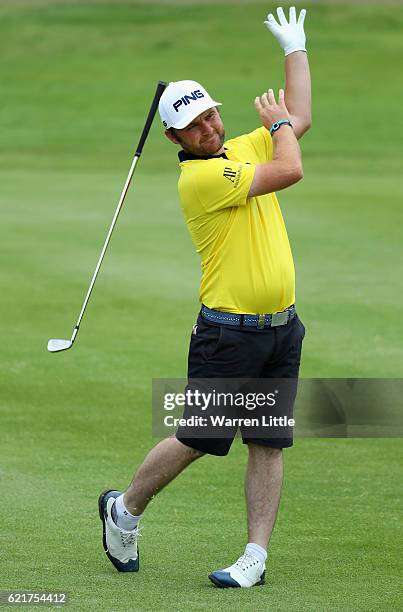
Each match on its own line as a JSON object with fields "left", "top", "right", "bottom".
{"left": 1, "top": 0, "right": 402, "bottom": 376}
{"left": 1, "top": 1, "right": 402, "bottom": 610}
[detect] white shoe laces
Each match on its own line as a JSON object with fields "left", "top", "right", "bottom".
{"left": 234, "top": 552, "right": 260, "bottom": 571}
{"left": 119, "top": 525, "right": 142, "bottom": 548}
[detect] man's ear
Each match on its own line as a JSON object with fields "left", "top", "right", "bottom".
{"left": 165, "top": 128, "right": 180, "bottom": 145}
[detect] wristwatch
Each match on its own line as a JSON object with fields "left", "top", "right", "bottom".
{"left": 269, "top": 120, "right": 293, "bottom": 136}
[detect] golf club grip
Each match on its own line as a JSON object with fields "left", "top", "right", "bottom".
{"left": 135, "top": 80, "right": 167, "bottom": 157}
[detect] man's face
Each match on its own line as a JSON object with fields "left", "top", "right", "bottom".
{"left": 166, "top": 107, "right": 225, "bottom": 156}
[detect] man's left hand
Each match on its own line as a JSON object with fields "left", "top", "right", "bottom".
{"left": 264, "top": 6, "right": 307, "bottom": 56}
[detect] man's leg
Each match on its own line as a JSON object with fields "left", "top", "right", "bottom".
{"left": 208, "top": 442, "right": 283, "bottom": 588}
{"left": 99, "top": 436, "right": 204, "bottom": 572}
{"left": 245, "top": 443, "right": 283, "bottom": 548}
{"left": 123, "top": 436, "right": 204, "bottom": 515}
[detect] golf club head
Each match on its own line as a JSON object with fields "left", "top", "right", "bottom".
{"left": 47, "top": 338, "right": 73, "bottom": 353}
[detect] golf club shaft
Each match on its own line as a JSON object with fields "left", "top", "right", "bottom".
{"left": 70, "top": 80, "right": 167, "bottom": 344}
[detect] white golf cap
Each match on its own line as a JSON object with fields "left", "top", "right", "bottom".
{"left": 158, "top": 80, "right": 222, "bottom": 130}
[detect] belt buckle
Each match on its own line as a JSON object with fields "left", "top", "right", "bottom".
{"left": 271, "top": 311, "right": 289, "bottom": 327}
{"left": 257, "top": 314, "right": 265, "bottom": 329}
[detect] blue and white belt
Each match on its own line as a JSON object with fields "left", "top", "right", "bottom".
{"left": 201, "top": 304, "right": 296, "bottom": 329}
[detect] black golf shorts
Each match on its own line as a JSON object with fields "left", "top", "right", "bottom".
{"left": 175, "top": 309, "right": 306, "bottom": 456}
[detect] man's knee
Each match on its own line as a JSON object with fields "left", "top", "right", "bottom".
{"left": 247, "top": 442, "right": 283, "bottom": 456}
{"left": 173, "top": 436, "right": 205, "bottom": 461}
{"left": 189, "top": 447, "right": 205, "bottom": 461}
{"left": 184, "top": 442, "right": 205, "bottom": 461}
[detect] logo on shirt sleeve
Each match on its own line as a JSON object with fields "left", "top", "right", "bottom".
{"left": 223, "top": 167, "right": 237, "bottom": 182}
{"left": 223, "top": 166, "right": 243, "bottom": 188}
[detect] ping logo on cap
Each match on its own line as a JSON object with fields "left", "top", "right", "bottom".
{"left": 173, "top": 90, "right": 205, "bottom": 113}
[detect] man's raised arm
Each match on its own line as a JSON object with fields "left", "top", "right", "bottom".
{"left": 264, "top": 6, "right": 312, "bottom": 139}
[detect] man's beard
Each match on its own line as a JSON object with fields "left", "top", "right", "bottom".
{"left": 181, "top": 129, "right": 225, "bottom": 157}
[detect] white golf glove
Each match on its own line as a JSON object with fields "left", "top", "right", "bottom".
{"left": 264, "top": 6, "right": 307, "bottom": 56}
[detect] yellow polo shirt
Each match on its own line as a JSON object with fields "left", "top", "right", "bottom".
{"left": 177, "top": 126, "right": 295, "bottom": 314}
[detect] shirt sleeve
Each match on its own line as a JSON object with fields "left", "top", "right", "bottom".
{"left": 193, "top": 158, "right": 255, "bottom": 213}
{"left": 225, "top": 126, "right": 273, "bottom": 164}
{"left": 245, "top": 127, "right": 273, "bottom": 163}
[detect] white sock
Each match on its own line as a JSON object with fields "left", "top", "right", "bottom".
{"left": 113, "top": 494, "right": 142, "bottom": 531}
{"left": 245, "top": 542, "right": 267, "bottom": 564}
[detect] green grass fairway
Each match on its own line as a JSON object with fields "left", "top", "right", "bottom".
{"left": 1, "top": 1, "right": 402, "bottom": 610}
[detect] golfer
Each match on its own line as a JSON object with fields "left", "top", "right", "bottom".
{"left": 99, "top": 6, "right": 311, "bottom": 588}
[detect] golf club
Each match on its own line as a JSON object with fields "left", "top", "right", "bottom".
{"left": 47, "top": 80, "right": 167, "bottom": 353}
